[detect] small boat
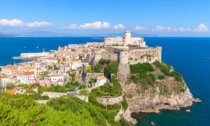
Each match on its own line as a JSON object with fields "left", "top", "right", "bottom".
{"left": 37, "top": 46, "right": 39, "bottom": 48}
{"left": 12, "top": 56, "right": 21, "bottom": 59}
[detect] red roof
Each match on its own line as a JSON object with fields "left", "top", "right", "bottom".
{"left": 24, "top": 71, "right": 34, "bottom": 75}
{"left": 5, "top": 90, "right": 16, "bottom": 95}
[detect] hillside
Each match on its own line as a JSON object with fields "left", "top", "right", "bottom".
{"left": 121, "top": 61, "right": 194, "bottom": 113}
{"left": 0, "top": 93, "right": 132, "bottom": 126}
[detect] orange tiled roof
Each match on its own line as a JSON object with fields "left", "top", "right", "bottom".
{"left": 5, "top": 90, "right": 16, "bottom": 95}
{"left": 3, "top": 65, "right": 17, "bottom": 69}
{"left": 24, "top": 71, "right": 34, "bottom": 75}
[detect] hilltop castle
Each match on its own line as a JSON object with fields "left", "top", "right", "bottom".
{"left": 102, "top": 31, "right": 162, "bottom": 64}
{"left": 104, "top": 31, "right": 146, "bottom": 47}
{"left": 84, "top": 31, "right": 162, "bottom": 82}
{"left": 104, "top": 31, "right": 162, "bottom": 82}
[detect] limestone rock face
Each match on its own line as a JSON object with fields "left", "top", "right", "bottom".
{"left": 117, "top": 63, "right": 130, "bottom": 82}
{"left": 121, "top": 81, "right": 194, "bottom": 113}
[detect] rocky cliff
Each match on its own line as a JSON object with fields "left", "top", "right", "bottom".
{"left": 120, "top": 61, "right": 197, "bottom": 113}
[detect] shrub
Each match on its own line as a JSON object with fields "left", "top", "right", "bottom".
{"left": 79, "top": 89, "right": 89, "bottom": 96}
{"left": 6, "top": 83, "right": 15, "bottom": 90}
{"left": 154, "top": 61, "right": 183, "bottom": 82}
{"left": 38, "top": 85, "right": 68, "bottom": 93}
{"left": 122, "top": 96, "right": 128, "bottom": 110}
{"left": 130, "top": 63, "right": 154, "bottom": 74}
{"left": 173, "top": 83, "right": 186, "bottom": 93}
{"left": 91, "top": 83, "right": 122, "bottom": 97}
{"left": 158, "top": 74, "right": 165, "bottom": 80}
{"left": 170, "top": 71, "right": 182, "bottom": 82}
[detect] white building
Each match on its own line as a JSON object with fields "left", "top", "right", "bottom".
{"left": 94, "top": 76, "right": 107, "bottom": 88}
{"left": 104, "top": 31, "right": 146, "bottom": 47}
{"left": 18, "top": 71, "right": 35, "bottom": 84}
{"left": 70, "top": 61, "right": 82, "bottom": 70}
{"left": 50, "top": 75, "right": 65, "bottom": 86}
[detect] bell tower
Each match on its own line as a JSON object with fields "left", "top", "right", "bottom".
{"left": 124, "top": 31, "right": 131, "bottom": 46}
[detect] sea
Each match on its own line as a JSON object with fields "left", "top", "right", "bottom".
{"left": 0, "top": 37, "right": 209, "bottom": 126}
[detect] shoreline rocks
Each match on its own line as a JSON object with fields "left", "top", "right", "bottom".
{"left": 192, "top": 98, "right": 202, "bottom": 103}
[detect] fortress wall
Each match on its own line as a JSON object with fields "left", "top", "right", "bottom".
{"left": 104, "top": 37, "right": 124, "bottom": 46}
{"left": 92, "top": 53, "right": 102, "bottom": 66}
{"left": 127, "top": 47, "right": 161, "bottom": 64}
{"left": 105, "top": 47, "right": 115, "bottom": 53}
{"left": 102, "top": 52, "right": 118, "bottom": 61}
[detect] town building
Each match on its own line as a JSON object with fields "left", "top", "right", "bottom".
{"left": 1, "top": 65, "right": 18, "bottom": 77}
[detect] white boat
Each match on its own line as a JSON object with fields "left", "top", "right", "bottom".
{"left": 12, "top": 56, "right": 21, "bottom": 59}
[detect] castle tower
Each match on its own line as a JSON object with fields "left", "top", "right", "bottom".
{"left": 124, "top": 31, "right": 131, "bottom": 46}
{"left": 118, "top": 50, "right": 130, "bottom": 82}
{"left": 156, "top": 46, "right": 162, "bottom": 62}
{"left": 119, "top": 50, "right": 128, "bottom": 64}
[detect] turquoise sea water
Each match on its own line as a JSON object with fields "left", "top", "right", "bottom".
{"left": 0, "top": 37, "right": 209, "bottom": 126}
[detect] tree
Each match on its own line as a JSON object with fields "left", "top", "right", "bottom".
{"left": 79, "top": 89, "right": 89, "bottom": 96}
{"left": 6, "top": 83, "right": 15, "bottom": 90}
{"left": 107, "top": 61, "right": 118, "bottom": 74}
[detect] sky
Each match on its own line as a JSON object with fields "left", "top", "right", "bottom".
{"left": 0, "top": 0, "right": 210, "bottom": 36}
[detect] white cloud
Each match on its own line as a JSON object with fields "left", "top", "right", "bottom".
{"left": 155, "top": 25, "right": 171, "bottom": 31}
{"left": 79, "top": 21, "right": 110, "bottom": 29}
{"left": 174, "top": 27, "right": 191, "bottom": 32}
{"left": 67, "top": 21, "right": 112, "bottom": 29}
{"left": 0, "top": 19, "right": 24, "bottom": 26}
{"left": 113, "top": 24, "right": 125, "bottom": 29}
{"left": 194, "top": 23, "right": 208, "bottom": 32}
{"left": 27, "top": 21, "right": 51, "bottom": 27}
{"left": 0, "top": 19, "right": 52, "bottom": 28}
{"left": 67, "top": 24, "right": 78, "bottom": 29}
{"left": 135, "top": 26, "right": 146, "bottom": 30}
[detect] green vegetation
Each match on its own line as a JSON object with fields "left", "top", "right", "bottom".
{"left": 130, "top": 62, "right": 154, "bottom": 74}
{"left": 18, "top": 84, "right": 35, "bottom": 89}
{"left": 28, "top": 92, "right": 50, "bottom": 100}
{"left": 90, "top": 83, "right": 122, "bottom": 97}
{"left": 158, "top": 74, "right": 165, "bottom": 80}
{"left": 120, "top": 117, "right": 134, "bottom": 126}
{"left": 88, "top": 83, "right": 129, "bottom": 124}
{"left": 38, "top": 85, "right": 68, "bottom": 93}
{"left": 129, "top": 61, "right": 186, "bottom": 94}
{"left": 0, "top": 93, "right": 129, "bottom": 126}
{"left": 173, "top": 83, "right": 186, "bottom": 93}
{"left": 153, "top": 61, "right": 183, "bottom": 82}
{"left": 53, "top": 64, "right": 59, "bottom": 70}
{"left": 107, "top": 61, "right": 118, "bottom": 74}
{"left": 79, "top": 88, "right": 89, "bottom": 96}
{"left": 94, "top": 59, "right": 119, "bottom": 80}
{"left": 69, "top": 72, "right": 76, "bottom": 81}
{"left": 94, "top": 63, "right": 103, "bottom": 73}
{"left": 6, "top": 83, "right": 15, "bottom": 90}
{"left": 130, "top": 63, "right": 155, "bottom": 90}
{"left": 86, "top": 65, "right": 92, "bottom": 72}
{"left": 122, "top": 96, "right": 128, "bottom": 110}
{"left": 160, "top": 85, "right": 169, "bottom": 95}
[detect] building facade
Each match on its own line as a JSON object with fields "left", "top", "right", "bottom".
{"left": 1, "top": 65, "right": 18, "bottom": 77}
{"left": 104, "top": 31, "right": 146, "bottom": 47}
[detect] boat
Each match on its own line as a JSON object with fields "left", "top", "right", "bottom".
{"left": 12, "top": 56, "right": 21, "bottom": 59}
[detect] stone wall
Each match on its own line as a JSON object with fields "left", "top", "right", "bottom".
{"left": 128, "top": 47, "right": 162, "bottom": 64}
{"left": 96, "top": 95, "right": 123, "bottom": 106}
{"left": 102, "top": 52, "right": 118, "bottom": 61}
